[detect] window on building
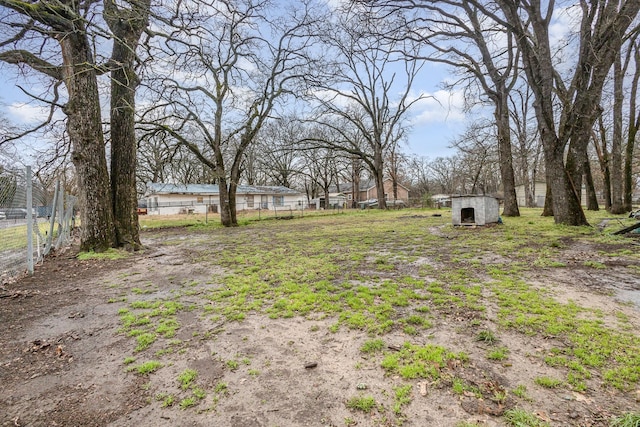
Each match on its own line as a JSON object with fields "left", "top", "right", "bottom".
{"left": 348, "top": 194, "right": 352, "bottom": 200}
{"left": 196, "top": 196, "right": 204, "bottom": 204}
{"left": 247, "top": 195, "right": 254, "bottom": 208}
{"left": 273, "top": 196, "right": 284, "bottom": 207}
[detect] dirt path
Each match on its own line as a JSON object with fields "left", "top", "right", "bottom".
{"left": 1, "top": 224, "right": 639, "bottom": 427}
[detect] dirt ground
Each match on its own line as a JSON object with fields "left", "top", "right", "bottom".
{"left": 1, "top": 222, "right": 639, "bottom": 427}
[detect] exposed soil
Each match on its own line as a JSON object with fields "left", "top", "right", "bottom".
{"left": 1, "top": 223, "right": 639, "bottom": 427}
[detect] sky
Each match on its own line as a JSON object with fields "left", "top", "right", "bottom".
{"left": 0, "top": 0, "right": 475, "bottom": 168}
{"left": 0, "top": 58, "right": 466, "bottom": 163}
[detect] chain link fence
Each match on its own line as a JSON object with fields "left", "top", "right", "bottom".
{"left": 1, "top": 166, "right": 76, "bottom": 284}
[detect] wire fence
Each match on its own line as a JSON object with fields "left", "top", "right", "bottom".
{"left": 0, "top": 166, "right": 76, "bottom": 284}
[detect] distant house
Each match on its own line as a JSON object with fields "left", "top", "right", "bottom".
{"left": 515, "top": 182, "right": 590, "bottom": 208}
{"left": 515, "top": 182, "right": 547, "bottom": 208}
{"left": 334, "top": 179, "right": 409, "bottom": 207}
{"left": 309, "top": 192, "right": 348, "bottom": 210}
{"left": 145, "top": 183, "right": 306, "bottom": 215}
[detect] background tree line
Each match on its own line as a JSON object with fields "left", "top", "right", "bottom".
{"left": 0, "top": 0, "right": 639, "bottom": 250}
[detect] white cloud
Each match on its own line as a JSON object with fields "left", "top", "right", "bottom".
{"left": 410, "top": 89, "right": 466, "bottom": 126}
{"left": 6, "top": 102, "right": 52, "bottom": 124}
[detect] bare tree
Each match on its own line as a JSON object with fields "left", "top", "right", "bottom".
{"left": 141, "top": 0, "right": 319, "bottom": 226}
{"left": 487, "top": 0, "right": 640, "bottom": 225}
{"left": 508, "top": 84, "right": 543, "bottom": 208}
{"left": 249, "top": 119, "right": 304, "bottom": 187}
{"left": 308, "top": 3, "right": 426, "bottom": 209}
{"left": 624, "top": 39, "right": 640, "bottom": 210}
{"left": 0, "top": 0, "right": 116, "bottom": 250}
{"left": 375, "top": 0, "right": 521, "bottom": 215}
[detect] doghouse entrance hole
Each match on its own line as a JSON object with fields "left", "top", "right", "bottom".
{"left": 461, "top": 207, "right": 475, "bottom": 223}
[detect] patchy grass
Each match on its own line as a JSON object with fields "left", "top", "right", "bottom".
{"left": 112, "top": 208, "right": 640, "bottom": 424}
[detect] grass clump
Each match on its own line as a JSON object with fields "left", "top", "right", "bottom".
{"left": 392, "top": 384, "right": 412, "bottom": 415}
{"left": 610, "top": 412, "right": 640, "bottom": 427}
{"left": 487, "top": 347, "right": 509, "bottom": 361}
{"left": 135, "top": 333, "right": 157, "bottom": 352}
{"left": 381, "top": 342, "right": 465, "bottom": 380}
{"left": 346, "top": 395, "right": 377, "bottom": 413}
{"left": 179, "top": 397, "right": 197, "bottom": 409}
{"left": 475, "top": 330, "right": 497, "bottom": 344}
{"left": 534, "top": 376, "right": 563, "bottom": 388}
{"left": 503, "top": 408, "right": 550, "bottom": 426}
{"left": 178, "top": 368, "right": 197, "bottom": 390}
{"left": 361, "top": 338, "right": 386, "bottom": 353}
{"left": 133, "top": 360, "right": 163, "bottom": 375}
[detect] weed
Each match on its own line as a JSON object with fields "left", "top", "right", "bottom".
{"left": 381, "top": 342, "right": 465, "bottom": 380}
{"left": 360, "top": 338, "right": 385, "bottom": 353}
{"left": 534, "top": 376, "right": 562, "bottom": 388}
{"left": 214, "top": 382, "right": 228, "bottom": 394}
{"left": 583, "top": 260, "right": 606, "bottom": 269}
{"left": 156, "top": 393, "right": 175, "bottom": 407}
{"left": 345, "top": 395, "right": 377, "bottom": 413}
{"left": 135, "top": 333, "right": 157, "bottom": 352}
{"left": 192, "top": 387, "right": 206, "bottom": 399}
{"left": 226, "top": 359, "right": 239, "bottom": 371}
{"left": 452, "top": 377, "right": 466, "bottom": 395}
{"left": 178, "top": 368, "right": 197, "bottom": 390}
{"left": 134, "top": 360, "right": 163, "bottom": 375}
{"left": 392, "top": 384, "right": 412, "bottom": 415}
{"left": 475, "top": 330, "right": 497, "bottom": 344}
{"left": 610, "top": 412, "right": 640, "bottom": 427}
{"left": 179, "top": 397, "right": 197, "bottom": 409}
{"left": 487, "top": 347, "right": 509, "bottom": 361}
{"left": 503, "top": 408, "right": 550, "bottom": 426}
{"left": 123, "top": 356, "right": 136, "bottom": 365}
{"left": 512, "top": 385, "right": 529, "bottom": 399}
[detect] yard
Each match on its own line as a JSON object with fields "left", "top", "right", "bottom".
{"left": 1, "top": 208, "right": 639, "bottom": 427}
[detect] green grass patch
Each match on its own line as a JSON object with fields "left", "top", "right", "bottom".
{"left": 178, "top": 368, "right": 197, "bottom": 390}
{"left": 133, "top": 360, "right": 163, "bottom": 375}
{"left": 503, "top": 408, "right": 550, "bottom": 426}
{"left": 534, "top": 376, "right": 563, "bottom": 388}
{"left": 381, "top": 342, "right": 466, "bottom": 380}
{"left": 346, "top": 395, "right": 377, "bottom": 413}
{"left": 611, "top": 412, "right": 640, "bottom": 427}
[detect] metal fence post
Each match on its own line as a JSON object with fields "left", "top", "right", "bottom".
{"left": 45, "top": 180, "right": 59, "bottom": 256}
{"left": 26, "top": 166, "right": 34, "bottom": 275}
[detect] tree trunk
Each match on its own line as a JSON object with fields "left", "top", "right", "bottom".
{"left": 495, "top": 95, "right": 520, "bottom": 216}
{"left": 610, "top": 52, "right": 625, "bottom": 214}
{"left": 624, "top": 45, "right": 640, "bottom": 211}
{"left": 593, "top": 121, "right": 612, "bottom": 210}
{"left": 106, "top": 0, "right": 149, "bottom": 250}
{"left": 542, "top": 184, "right": 553, "bottom": 216}
{"left": 584, "top": 159, "right": 599, "bottom": 211}
{"left": 218, "top": 177, "right": 233, "bottom": 227}
{"left": 544, "top": 142, "right": 588, "bottom": 225}
{"left": 61, "top": 32, "right": 116, "bottom": 252}
{"left": 228, "top": 181, "right": 239, "bottom": 225}
{"left": 373, "top": 149, "right": 387, "bottom": 209}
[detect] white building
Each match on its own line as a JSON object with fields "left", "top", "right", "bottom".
{"left": 144, "top": 183, "right": 306, "bottom": 215}
{"left": 451, "top": 195, "right": 500, "bottom": 226}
